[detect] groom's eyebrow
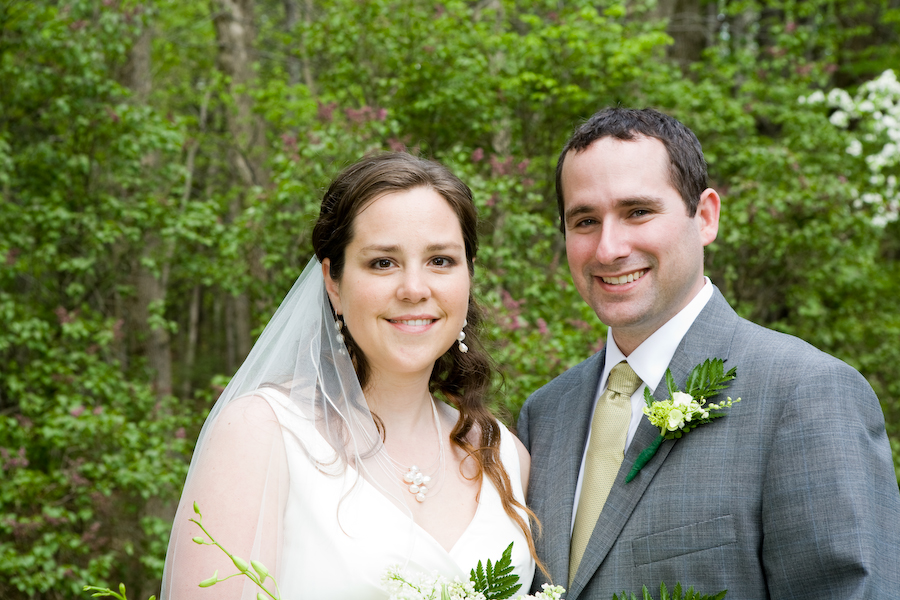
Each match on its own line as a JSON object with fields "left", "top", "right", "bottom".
{"left": 618, "top": 196, "right": 667, "bottom": 212}
{"left": 564, "top": 204, "right": 596, "bottom": 223}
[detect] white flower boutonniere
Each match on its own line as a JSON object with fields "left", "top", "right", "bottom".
{"left": 625, "top": 358, "right": 741, "bottom": 483}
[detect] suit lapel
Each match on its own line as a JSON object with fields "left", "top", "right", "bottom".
{"left": 540, "top": 350, "right": 607, "bottom": 588}
{"left": 567, "top": 289, "right": 739, "bottom": 600}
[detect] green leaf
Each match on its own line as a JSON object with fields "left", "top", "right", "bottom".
{"left": 469, "top": 542, "right": 521, "bottom": 599}
{"left": 608, "top": 583, "right": 727, "bottom": 600}
{"left": 643, "top": 387, "right": 655, "bottom": 408}
{"left": 665, "top": 369, "right": 678, "bottom": 398}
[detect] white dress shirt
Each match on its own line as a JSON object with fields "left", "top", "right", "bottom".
{"left": 571, "top": 278, "right": 713, "bottom": 529}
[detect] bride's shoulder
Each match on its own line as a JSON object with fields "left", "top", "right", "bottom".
{"left": 208, "top": 394, "right": 278, "bottom": 438}
{"left": 220, "top": 384, "right": 316, "bottom": 421}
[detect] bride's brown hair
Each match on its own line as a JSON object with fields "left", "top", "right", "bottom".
{"left": 312, "top": 152, "right": 543, "bottom": 571}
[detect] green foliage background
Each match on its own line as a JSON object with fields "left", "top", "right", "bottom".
{"left": 1, "top": 0, "right": 898, "bottom": 597}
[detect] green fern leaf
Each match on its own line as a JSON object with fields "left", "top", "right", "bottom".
{"left": 611, "top": 583, "right": 727, "bottom": 600}
{"left": 665, "top": 369, "right": 678, "bottom": 397}
{"left": 660, "top": 582, "right": 671, "bottom": 600}
{"left": 469, "top": 542, "right": 521, "bottom": 600}
{"left": 471, "top": 559, "right": 487, "bottom": 590}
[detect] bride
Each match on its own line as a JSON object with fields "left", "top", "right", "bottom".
{"left": 160, "top": 153, "right": 539, "bottom": 599}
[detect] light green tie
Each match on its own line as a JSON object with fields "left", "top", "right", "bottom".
{"left": 569, "top": 361, "right": 642, "bottom": 585}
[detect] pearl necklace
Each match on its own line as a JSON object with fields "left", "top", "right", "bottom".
{"left": 385, "top": 398, "right": 444, "bottom": 503}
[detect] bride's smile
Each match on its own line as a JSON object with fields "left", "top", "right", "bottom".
{"left": 387, "top": 315, "right": 438, "bottom": 330}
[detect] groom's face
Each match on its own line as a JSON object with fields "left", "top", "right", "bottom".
{"left": 560, "top": 135, "right": 719, "bottom": 355}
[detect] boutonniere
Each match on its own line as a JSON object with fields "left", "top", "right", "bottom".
{"left": 625, "top": 358, "right": 740, "bottom": 483}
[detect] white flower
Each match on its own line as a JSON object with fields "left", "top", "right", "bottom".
{"left": 805, "top": 90, "right": 826, "bottom": 104}
{"left": 667, "top": 409, "right": 686, "bottom": 431}
{"left": 829, "top": 110, "right": 850, "bottom": 128}
{"left": 672, "top": 391, "right": 693, "bottom": 407}
{"left": 847, "top": 139, "right": 863, "bottom": 157}
{"left": 872, "top": 214, "right": 889, "bottom": 227}
{"left": 514, "top": 584, "right": 566, "bottom": 600}
{"left": 827, "top": 88, "right": 854, "bottom": 111}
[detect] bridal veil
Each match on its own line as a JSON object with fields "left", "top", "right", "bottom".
{"left": 159, "top": 258, "right": 413, "bottom": 599}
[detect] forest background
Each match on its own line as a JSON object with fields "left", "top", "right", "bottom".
{"left": 2, "top": 0, "right": 899, "bottom": 598}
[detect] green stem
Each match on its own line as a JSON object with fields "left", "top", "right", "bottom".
{"left": 625, "top": 435, "right": 664, "bottom": 483}
{"left": 189, "top": 517, "right": 279, "bottom": 600}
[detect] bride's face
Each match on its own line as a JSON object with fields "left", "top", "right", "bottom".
{"left": 323, "top": 186, "right": 470, "bottom": 383}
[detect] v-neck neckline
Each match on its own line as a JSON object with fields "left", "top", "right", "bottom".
{"left": 260, "top": 386, "right": 490, "bottom": 557}
{"left": 349, "top": 449, "right": 488, "bottom": 556}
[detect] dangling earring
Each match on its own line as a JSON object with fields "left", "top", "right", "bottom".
{"left": 457, "top": 319, "right": 468, "bottom": 353}
{"left": 335, "top": 317, "right": 346, "bottom": 353}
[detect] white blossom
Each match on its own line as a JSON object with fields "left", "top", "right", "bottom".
{"left": 672, "top": 391, "right": 694, "bottom": 407}
{"left": 861, "top": 192, "right": 884, "bottom": 205}
{"left": 805, "top": 90, "right": 826, "bottom": 104}
{"left": 807, "top": 69, "right": 900, "bottom": 226}
{"left": 827, "top": 88, "right": 854, "bottom": 111}
{"left": 829, "top": 110, "right": 850, "bottom": 128}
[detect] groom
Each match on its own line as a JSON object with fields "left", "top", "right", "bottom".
{"left": 518, "top": 107, "right": 900, "bottom": 599}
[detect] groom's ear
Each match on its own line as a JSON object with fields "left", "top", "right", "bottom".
{"left": 322, "top": 259, "right": 343, "bottom": 315}
{"left": 696, "top": 188, "right": 721, "bottom": 247}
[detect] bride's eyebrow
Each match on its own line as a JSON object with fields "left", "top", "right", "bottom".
{"left": 359, "top": 244, "right": 400, "bottom": 254}
{"left": 426, "top": 242, "right": 464, "bottom": 253}
{"left": 358, "top": 242, "right": 464, "bottom": 254}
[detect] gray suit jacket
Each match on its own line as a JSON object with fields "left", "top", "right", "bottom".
{"left": 518, "top": 288, "right": 900, "bottom": 600}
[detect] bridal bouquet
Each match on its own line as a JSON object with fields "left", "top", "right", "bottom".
{"left": 81, "top": 506, "right": 722, "bottom": 600}
{"left": 382, "top": 542, "right": 565, "bottom": 600}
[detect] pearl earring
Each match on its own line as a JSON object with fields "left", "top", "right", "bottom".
{"left": 457, "top": 319, "right": 468, "bottom": 353}
{"left": 334, "top": 317, "right": 345, "bottom": 353}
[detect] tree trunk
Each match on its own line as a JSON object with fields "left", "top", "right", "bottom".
{"left": 282, "top": 0, "right": 318, "bottom": 93}
{"left": 125, "top": 22, "right": 175, "bottom": 398}
{"left": 177, "top": 89, "right": 211, "bottom": 399}
{"left": 134, "top": 244, "right": 174, "bottom": 397}
{"left": 283, "top": 0, "right": 301, "bottom": 86}
{"left": 651, "top": 0, "right": 716, "bottom": 66}
{"left": 181, "top": 284, "right": 202, "bottom": 398}
{"left": 211, "top": 0, "right": 267, "bottom": 188}
{"left": 474, "top": 0, "right": 511, "bottom": 155}
{"left": 301, "top": 0, "right": 317, "bottom": 93}
{"left": 211, "top": 0, "right": 266, "bottom": 363}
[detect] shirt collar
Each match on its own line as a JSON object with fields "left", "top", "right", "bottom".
{"left": 600, "top": 277, "right": 713, "bottom": 394}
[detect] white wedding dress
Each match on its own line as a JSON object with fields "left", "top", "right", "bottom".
{"left": 260, "top": 388, "right": 536, "bottom": 599}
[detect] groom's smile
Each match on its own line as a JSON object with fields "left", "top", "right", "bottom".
{"left": 599, "top": 269, "right": 647, "bottom": 285}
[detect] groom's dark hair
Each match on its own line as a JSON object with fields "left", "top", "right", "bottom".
{"left": 555, "top": 107, "right": 708, "bottom": 233}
